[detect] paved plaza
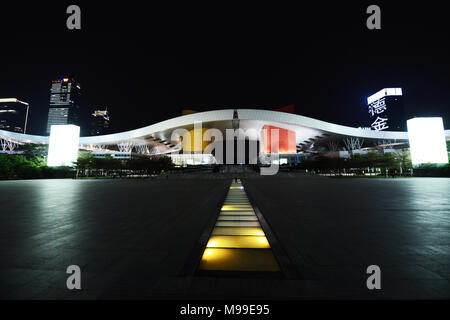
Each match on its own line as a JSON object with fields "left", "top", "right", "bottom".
{"left": 0, "top": 175, "right": 449, "bottom": 299}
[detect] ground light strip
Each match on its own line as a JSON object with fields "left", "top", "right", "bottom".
{"left": 198, "top": 179, "right": 280, "bottom": 272}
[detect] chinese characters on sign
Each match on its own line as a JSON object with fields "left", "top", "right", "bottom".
{"left": 366, "top": 88, "right": 403, "bottom": 131}
{"left": 368, "top": 97, "right": 387, "bottom": 116}
{"left": 371, "top": 116, "right": 389, "bottom": 131}
{"left": 368, "top": 97, "right": 389, "bottom": 131}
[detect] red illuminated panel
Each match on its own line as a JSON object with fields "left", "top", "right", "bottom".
{"left": 274, "top": 104, "right": 295, "bottom": 114}
{"left": 262, "top": 125, "right": 296, "bottom": 154}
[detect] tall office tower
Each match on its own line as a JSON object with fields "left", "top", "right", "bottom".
{"left": 46, "top": 78, "right": 82, "bottom": 134}
{"left": 90, "top": 108, "right": 110, "bottom": 136}
{"left": 366, "top": 88, "right": 405, "bottom": 131}
{"left": 0, "top": 98, "right": 30, "bottom": 133}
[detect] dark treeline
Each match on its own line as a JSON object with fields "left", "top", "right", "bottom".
{"left": 74, "top": 154, "right": 174, "bottom": 178}
{"left": 293, "top": 151, "right": 450, "bottom": 177}
{"left": 1, "top": 147, "right": 448, "bottom": 179}
{"left": 0, "top": 154, "right": 73, "bottom": 179}
{"left": 294, "top": 151, "right": 411, "bottom": 175}
{"left": 0, "top": 144, "right": 174, "bottom": 180}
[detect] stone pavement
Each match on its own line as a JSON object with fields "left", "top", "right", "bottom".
{"left": 1, "top": 176, "right": 449, "bottom": 299}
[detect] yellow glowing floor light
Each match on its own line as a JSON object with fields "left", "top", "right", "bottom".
{"left": 220, "top": 211, "right": 255, "bottom": 216}
{"left": 198, "top": 180, "right": 280, "bottom": 272}
{"left": 221, "top": 205, "right": 253, "bottom": 211}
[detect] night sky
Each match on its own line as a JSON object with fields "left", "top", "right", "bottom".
{"left": 0, "top": 2, "right": 449, "bottom": 135}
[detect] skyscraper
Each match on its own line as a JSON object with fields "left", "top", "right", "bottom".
{"left": 90, "top": 108, "right": 110, "bottom": 136}
{"left": 366, "top": 88, "right": 405, "bottom": 131}
{"left": 46, "top": 78, "right": 82, "bottom": 134}
{"left": 0, "top": 98, "right": 30, "bottom": 133}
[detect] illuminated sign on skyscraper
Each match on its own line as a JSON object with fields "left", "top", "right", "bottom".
{"left": 366, "top": 88, "right": 404, "bottom": 131}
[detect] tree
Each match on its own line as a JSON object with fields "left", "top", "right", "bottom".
{"left": 0, "top": 154, "right": 42, "bottom": 179}
{"left": 0, "top": 154, "right": 14, "bottom": 179}
{"left": 392, "top": 150, "right": 412, "bottom": 175}
{"left": 17, "top": 143, "right": 48, "bottom": 157}
{"left": 74, "top": 153, "right": 94, "bottom": 177}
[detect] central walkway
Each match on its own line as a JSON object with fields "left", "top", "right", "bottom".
{"left": 198, "top": 179, "right": 280, "bottom": 272}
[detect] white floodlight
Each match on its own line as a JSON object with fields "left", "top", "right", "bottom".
{"left": 47, "top": 125, "right": 80, "bottom": 167}
{"left": 407, "top": 117, "right": 448, "bottom": 166}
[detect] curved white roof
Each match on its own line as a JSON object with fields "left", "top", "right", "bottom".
{"left": 1, "top": 109, "right": 449, "bottom": 147}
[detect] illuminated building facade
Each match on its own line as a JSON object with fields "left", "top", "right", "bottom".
{"left": 46, "top": 78, "right": 82, "bottom": 134}
{"left": 0, "top": 98, "right": 30, "bottom": 133}
{"left": 90, "top": 108, "right": 110, "bottom": 136}
{"left": 367, "top": 88, "right": 405, "bottom": 131}
{"left": 262, "top": 125, "right": 296, "bottom": 154}
{"left": 0, "top": 109, "right": 448, "bottom": 166}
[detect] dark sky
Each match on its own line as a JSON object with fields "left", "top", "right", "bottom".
{"left": 0, "top": 2, "right": 449, "bottom": 135}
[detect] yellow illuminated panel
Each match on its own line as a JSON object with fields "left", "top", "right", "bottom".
{"left": 215, "top": 221, "right": 261, "bottom": 227}
{"left": 223, "top": 205, "right": 251, "bottom": 208}
{"left": 212, "top": 227, "right": 265, "bottom": 236}
{"left": 218, "top": 215, "right": 258, "bottom": 221}
{"left": 221, "top": 205, "right": 253, "bottom": 211}
{"left": 182, "top": 128, "right": 209, "bottom": 152}
{"left": 199, "top": 248, "right": 280, "bottom": 272}
{"left": 197, "top": 180, "right": 280, "bottom": 273}
{"left": 207, "top": 235, "right": 270, "bottom": 248}
{"left": 220, "top": 211, "right": 255, "bottom": 216}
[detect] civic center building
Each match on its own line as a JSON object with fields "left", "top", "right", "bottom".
{"left": 1, "top": 107, "right": 449, "bottom": 166}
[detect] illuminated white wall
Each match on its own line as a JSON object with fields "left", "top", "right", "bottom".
{"left": 407, "top": 117, "right": 448, "bottom": 166}
{"left": 47, "top": 125, "right": 80, "bottom": 167}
